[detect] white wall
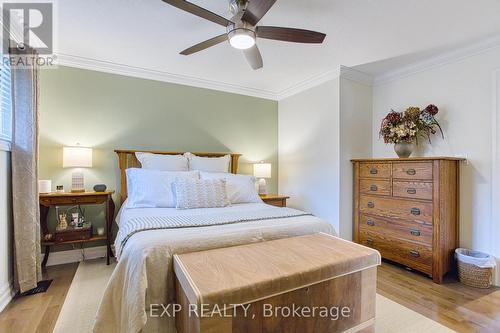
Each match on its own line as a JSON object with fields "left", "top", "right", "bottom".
{"left": 278, "top": 74, "right": 372, "bottom": 239}
{"left": 278, "top": 79, "right": 341, "bottom": 232}
{"left": 339, "top": 75, "right": 373, "bottom": 240}
{"left": 0, "top": 150, "right": 13, "bottom": 311}
{"left": 371, "top": 46, "right": 500, "bottom": 284}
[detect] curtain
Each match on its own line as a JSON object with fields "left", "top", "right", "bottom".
{"left": 11, "top": 49, "right": 42, "bottom": 292}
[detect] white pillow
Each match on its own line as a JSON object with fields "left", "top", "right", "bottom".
{"left": 126, "top": 168, "right": 199, "bottom": 208}
{"left": 136, "top": 152, "right": 188, "bottom": 171}
{"left": 200, "top": 172, "right": 262, "bottom": 204}
{"left": 174, "top": 178, "right": 230, "bottom": 209}
{"left": 185, "top": 153, "right": 230, "bottom": 173}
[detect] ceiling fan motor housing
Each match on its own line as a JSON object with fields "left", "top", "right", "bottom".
{"left": 229, "top": 0, "right": 248, "bottom": 17}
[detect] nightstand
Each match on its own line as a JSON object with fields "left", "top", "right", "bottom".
{"left": 39, "top": 191, "right": 115, "bottom": 266}
{"left": 260, "top": 194, "right": 289, "bottom": 207}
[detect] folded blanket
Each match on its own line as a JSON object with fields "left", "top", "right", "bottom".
{"left": 115, "top": 206, "right": 312, "bottom": 258}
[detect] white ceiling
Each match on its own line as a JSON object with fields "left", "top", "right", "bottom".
{"left": 55, "top": 0, "right": 500, "bottom": 98}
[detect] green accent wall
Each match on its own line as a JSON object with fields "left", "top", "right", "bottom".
{"left": 39, "top": 66, "right": 278, "bottom": 249}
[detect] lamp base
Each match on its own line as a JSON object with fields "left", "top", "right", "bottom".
{"left": 257, "top": 178, "right": 268, "bottom": 195}
{"left": 71, "top": 170, "right": 85, "bottom": 193}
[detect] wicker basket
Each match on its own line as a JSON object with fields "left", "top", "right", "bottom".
{"left": 457, "top": 261, "right": 493, "bottom": 289}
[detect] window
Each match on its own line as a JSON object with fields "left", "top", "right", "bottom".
{"left": 0, "top": 60, "right": 13, "bottom": 143}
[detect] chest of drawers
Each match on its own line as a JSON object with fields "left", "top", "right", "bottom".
{"left": 352, "top": 157, "right": 463, "bottom": 283}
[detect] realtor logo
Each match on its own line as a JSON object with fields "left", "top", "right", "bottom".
{"left": 2, "top": 2, "right": 53, "bottom": 55}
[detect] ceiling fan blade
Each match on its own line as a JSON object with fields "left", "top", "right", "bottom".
{"left": 180, "top": 34, "right": 228, "bottom": 55}
{"left": 257, "top": 26, "right": 326, "bottom": 43}
{"left": 241, "top": 0, "right": 277, "bottom": 26}
{"left": 162, "top": 0, "right": 233, "bottom": 27}
{"left": 243, "top": 45, "right": 263, "bottom": 70}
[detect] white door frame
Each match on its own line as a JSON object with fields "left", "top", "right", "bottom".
{"left": 491, "top": 69, "right": 500, "bottom": 285}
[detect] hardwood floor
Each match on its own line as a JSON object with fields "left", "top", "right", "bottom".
{"left": 378, "top": 261, "right": 500, "bottom": 333}
{"left": 0, "top": 263, "right": 78, "bottom": 333}
{"left": 0, "top": 260, "right": 499, "bottom": 333}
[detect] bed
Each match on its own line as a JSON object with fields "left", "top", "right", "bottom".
{"left": 93, "top": 150, "right": 336, "bottom": 333}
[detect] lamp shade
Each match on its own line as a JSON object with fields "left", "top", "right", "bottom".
{"left": 253, "top": 163, "right": 271, "bottom": 179}
{"left": 63, "top": 146, "right": 93, "bottom": 168}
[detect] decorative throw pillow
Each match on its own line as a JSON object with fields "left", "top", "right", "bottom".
{"left": 200, "top": 172, "right": 262, "bottom": 204}
{"left": 184, "top": 152, "right": 230, "bottom": 173}
{"left": 126, "top": 168, "right": 199, "bottom": 208}
{"left": 135, "top": 152, "right": 189, "bottom": 171}
{"left": 174, "top": 178, "right": 230, "bottom": 209}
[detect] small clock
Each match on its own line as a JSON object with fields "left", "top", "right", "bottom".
{"left": 93, "top": 184, "right": 107, "bottom": 192}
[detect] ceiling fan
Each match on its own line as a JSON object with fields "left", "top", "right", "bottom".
{"left": 161, "top": 0, "right": 326, "bottom": 70}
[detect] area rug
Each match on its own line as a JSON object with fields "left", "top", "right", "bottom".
{"left": 54, "top": 259, "right": 455, "bottom": 332}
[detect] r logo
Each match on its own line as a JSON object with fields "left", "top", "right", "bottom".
{"left": 2, "top": 2, "right": 53, "bottom": 54}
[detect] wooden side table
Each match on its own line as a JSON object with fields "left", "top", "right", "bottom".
{"left": 39, "top": 191, "right": 115, "bottom": 266}
{"left": 260, "top": 194, "right": 289, "bottom": 207}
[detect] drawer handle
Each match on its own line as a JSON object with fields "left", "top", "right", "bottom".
{"left": 370, "top": 185, "right": 378, "bottom": 191}
{"left": 370, "top": 168, "right": 378, "bottom": 175}
{"left": 367, "top": 201, "right": 374, "bottom": 208}
{"left": 409, "top": 250, "right": 420, "bottom": 257}
{"left": 406, "top": 168, "right": 416, "bottom": 175}
{"left": 410, "top": 229, "right": 421, "bottom": 236}
{"left": 407, "top": 188, "right": 417, "bottom": 194}
{"left": 366, "top": 220, "right": 375, "bottom": 226}
{"left": 410, "top": 207, "right": 420, "bottom": 215}
{"left": 366, "top": 238, "right": 374, "bottom": 245}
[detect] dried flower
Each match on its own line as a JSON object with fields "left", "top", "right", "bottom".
{"left": 424, "top": 104, "right": 439, "bottom": 116}
{"left": 385, "top": 111, "right": 401, "bottom": 124}
{"left": 380, "top": 104, "right": 444, "bottom": 145}
{"left": 405, "top": 107, "right": 421, "bottom": 120}
{"left": 419, "top": 111, "right": 434, "bottom": 125}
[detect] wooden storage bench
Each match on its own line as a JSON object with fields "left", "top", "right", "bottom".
{"left": 173, "top": 233, "right": 381, "bottom": 333}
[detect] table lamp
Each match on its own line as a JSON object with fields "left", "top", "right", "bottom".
{"left": 253, "top": 162, "right": 271, "bottom": 195}
{"left": 63, "top": 146, "right": 92, "bottom": 192}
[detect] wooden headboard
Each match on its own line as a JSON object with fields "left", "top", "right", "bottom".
{"left": 115, "top": 149, "right": 241, "bottom": 204}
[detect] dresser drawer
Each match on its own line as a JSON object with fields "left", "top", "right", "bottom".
{"left": 359, "top": 214, "right": 432, "bottom": 245}
{"left": 393, "top": 181, "right": 433, "bottom": 200}
{"left": 360, "top": 179, "right": 391, "bottom": 196}
{"left": 392, "top": 162, "right": 433, "bottom": 180}
{"left": 359, "top": 195, "right": 433, "bottom": 225}
{"left": 359, "top": 230, "right": 432, "bottom": 275}
{"left": 359, "top": 162, "right": 391, "bottom": 179}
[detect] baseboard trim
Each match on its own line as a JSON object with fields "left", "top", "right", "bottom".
{"left": 44, "top": 246, "right": 107, "bottom": 267}
{"left": 0, "top": 281, "right": 14, "bottom": 313}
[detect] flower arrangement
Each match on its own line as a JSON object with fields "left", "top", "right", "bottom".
{"left": 379, "top": 104, "right": 444, "bottom": 145}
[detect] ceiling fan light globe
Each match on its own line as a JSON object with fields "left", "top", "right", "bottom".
{"left": 228, "top": 28, "right": 256, "bottom": 50}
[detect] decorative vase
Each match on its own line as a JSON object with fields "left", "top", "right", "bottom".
{"left": 394, "top": 142, "right": 414, "bottom": 158}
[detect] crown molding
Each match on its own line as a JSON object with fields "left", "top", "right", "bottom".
{"left": 339, "top": 65, "right": 373, "bottom": 86}
{"left": 374, "top": 34, "right": 500, "bottom": 85}
{"left": 276, "top": 67, "right": 341, "bottom": 100}
{"left": 55, "top": 54, "right": 353, "bottom": 101}
{"left": 54, "top": 53, "right": 279, "bottom": 100}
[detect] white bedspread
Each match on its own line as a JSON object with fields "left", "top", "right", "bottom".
{"left": 93, "top": 203, "right": 335, "bottom": 333}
